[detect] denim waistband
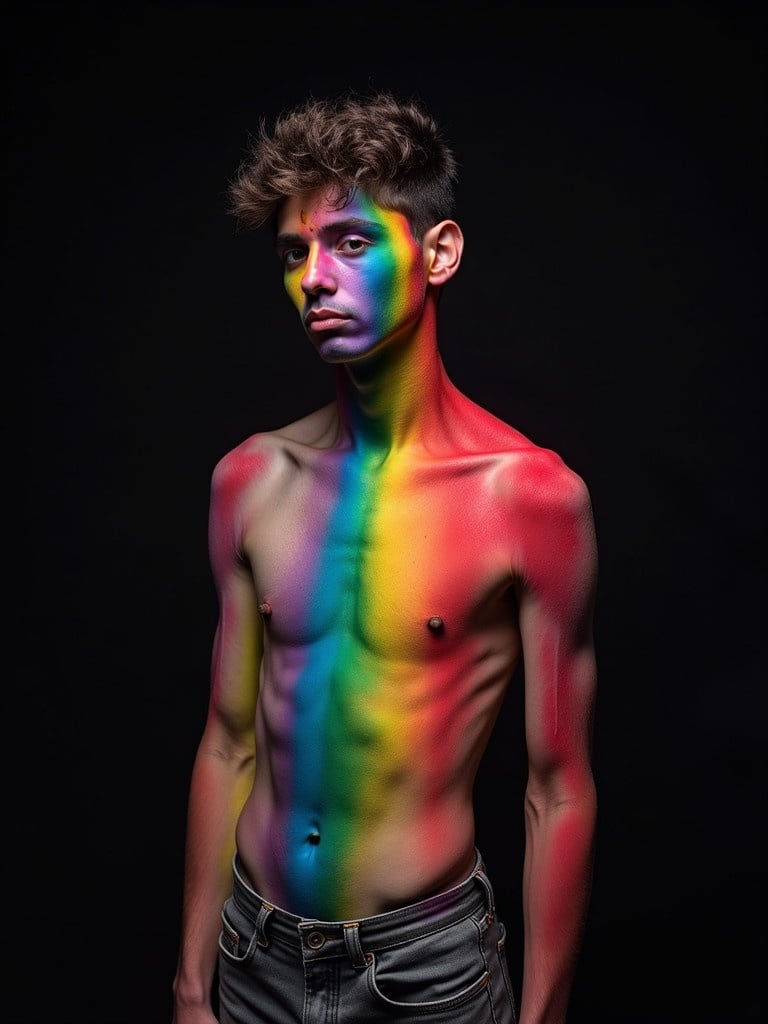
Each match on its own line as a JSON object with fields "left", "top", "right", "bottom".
{"left": 231, "top": 849, "right": 495, "bottom": 960}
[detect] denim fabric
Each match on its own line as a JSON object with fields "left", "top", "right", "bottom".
{"left": 218, "top": 849, "right": 517, "bottom": 1023}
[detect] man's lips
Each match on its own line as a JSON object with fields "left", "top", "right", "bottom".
{"left": 305, "top": 309, "right": 351, "bottom": 332}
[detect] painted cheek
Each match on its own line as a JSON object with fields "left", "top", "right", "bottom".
{"left": 284, "top": 270, "right": 304, "bottom": 311}
{"left": 361, "top": 249, "right": 396, "bottom": 333}
{"left": 367, "top": 232, "right": 418, "bottom": 336}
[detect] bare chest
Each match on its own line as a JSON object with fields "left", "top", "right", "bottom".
{"left": 244, "top": 457, "right": 516, "bottom": 657}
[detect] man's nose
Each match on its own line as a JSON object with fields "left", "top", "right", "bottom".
{"left": 301, "top": 245, "right": 336, "bottom": 295}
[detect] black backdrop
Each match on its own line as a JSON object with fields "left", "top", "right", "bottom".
{"left": 3, "top": 3, "right": 765, "bottom": 1023}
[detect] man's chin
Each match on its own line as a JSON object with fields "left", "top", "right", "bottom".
{"left": 312, "top": 337, "right": 378, "bottom": 364}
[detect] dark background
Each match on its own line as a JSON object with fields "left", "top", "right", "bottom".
{"left": 3, "top": 2, "right": 765, "bottom": 1022}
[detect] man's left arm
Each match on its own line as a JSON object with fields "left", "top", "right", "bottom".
{"left": 513, "top": 455, "right": 598, "bottom": 1024}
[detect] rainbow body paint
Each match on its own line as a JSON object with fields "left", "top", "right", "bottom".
{"left": 209, "top": 189, "right": 596, "bottom": 924}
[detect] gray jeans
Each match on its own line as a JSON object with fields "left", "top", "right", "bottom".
{"left": 218, "top": 849, "right": 517, "bottom": 1023}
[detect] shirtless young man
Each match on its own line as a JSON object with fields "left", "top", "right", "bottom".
{"left": 172, "top": 93, "right": 598, "bottom": 1024}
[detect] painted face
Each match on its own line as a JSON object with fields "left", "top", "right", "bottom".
{"left": 275, "top": 189, "right": 428, "bottom": 363}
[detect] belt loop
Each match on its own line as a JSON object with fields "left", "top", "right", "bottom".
{"left": 473, "top": 864, "right": 496, "bottom": 921}
{"left": 255, "top": 900, "right": 274, "bottom": 947}
{"left": 342, "top": 922, "right": 371, "bottom": 969}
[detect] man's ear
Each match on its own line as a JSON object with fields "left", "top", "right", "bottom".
{"left": 424, "top": 220, "right": 464, "bottom": 285}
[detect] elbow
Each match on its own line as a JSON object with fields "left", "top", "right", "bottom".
{"left": 210, "top": 739, "right": 256, "bottom": 773}
{"left": 524, "top": 761, "right": 597, "bottom": 824}
{"left": 198, "top": 718, "right": 256, "bottom": 772}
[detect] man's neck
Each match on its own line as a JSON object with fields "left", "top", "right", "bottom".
{"left": 333, "top": 318, "right": 452, "bottom": 456}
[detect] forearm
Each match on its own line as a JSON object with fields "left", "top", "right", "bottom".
{"left": 518, "top": 779, "right": 597, "bottom": 1024}
{"left": 173, "top": 735, "right": 255, "bottom": 1015}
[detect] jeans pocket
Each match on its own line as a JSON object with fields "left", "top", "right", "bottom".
{"left": 218, "top": 897, "right": 260, "bottom": 965}
{"left": 366, "top": 916, "right": 490, "bottom": 1013}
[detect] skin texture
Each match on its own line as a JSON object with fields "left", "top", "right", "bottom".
{"left": 172, "top": 188, "right": 598, "bottom": 1024}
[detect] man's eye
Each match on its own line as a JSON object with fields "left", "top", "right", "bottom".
{"left": 338, "top": 238, "right": 370, "bottom": 256}
{"left": 282, "top": 248, "right": 306, "bottom": 269}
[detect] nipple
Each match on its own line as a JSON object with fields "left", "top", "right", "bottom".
{"left": 258, "top": 601, "right": 272, "bottom": 619}
{"left": 427, "top": 616, "right": 444, "bottom": 634}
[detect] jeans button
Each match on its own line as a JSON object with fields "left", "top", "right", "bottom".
{"left": 306, "top": 930, "right": 326, "bottom": 949}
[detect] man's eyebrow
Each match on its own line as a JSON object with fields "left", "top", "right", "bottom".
{"left": 275, "top": 218, "right": 380, "bottom": 247}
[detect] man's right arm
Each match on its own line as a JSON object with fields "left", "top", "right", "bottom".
{"left": 173, "top": 452, "right": 264, "bottom": 1023}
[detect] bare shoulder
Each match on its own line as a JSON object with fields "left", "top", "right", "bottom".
{"left": 501, "top": 442, "right": 593, "bottom": 522}
{"left": 210, "top": 431, "right": 279, "bottom": 502}
{"left": 459, "top": 397, "right": 591, "bottom": 512}
{"left": 211, "top": 403, "right": 338, "bottom": 498}
{"left": 492, "top": 433, "right": 597, "bottom": 601}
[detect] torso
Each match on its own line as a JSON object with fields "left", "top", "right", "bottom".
{"left": 227, "top": 398, "right": 559, "bottom": 919}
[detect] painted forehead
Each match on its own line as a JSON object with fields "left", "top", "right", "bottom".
{"left": 279, "top": 189, "right": 411, "bottom": 236}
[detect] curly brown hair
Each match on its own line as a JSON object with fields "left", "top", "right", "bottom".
{"left": 227, "top": 92, "right": 458, "bottom": 239}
